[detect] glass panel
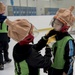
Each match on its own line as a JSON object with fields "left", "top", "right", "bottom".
{"left": 6, "top": 0, "right": 75, "bottom": 16}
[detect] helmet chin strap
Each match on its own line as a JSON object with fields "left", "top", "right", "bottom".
{"left": 60, "top": 25, "right": 70, "bottom": 32}
{"left": 19, "top": 33, "right": 34, "bottom": 45}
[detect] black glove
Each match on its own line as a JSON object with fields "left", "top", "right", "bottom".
{"left": 44, "top": 29, "right": 58, "bottom": 39}
{"left": 45, "top": 45, "right": 52, "bottom": 57}
{"left": 43, "top": 45, "right": 52, "bottom": 73}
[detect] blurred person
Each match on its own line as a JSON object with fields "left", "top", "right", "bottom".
{"left": 0, "top": 2, "right": 11, "bottom": 70}
{"left": 44, "top": 6, "right": 75, "bottom": 75}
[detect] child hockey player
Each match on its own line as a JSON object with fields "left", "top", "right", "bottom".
{"left": 44, "top": 6, "right": 75, "bottom": 75}
{"left": 0, "top": 2, "right": 11, "bottom": 70}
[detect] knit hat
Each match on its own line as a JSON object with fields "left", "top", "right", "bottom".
{"left": 54, "top": 6, "right": 75, "bottom": 26}
{"left": 5, "top": 19, "right": 34, "bottom": 42}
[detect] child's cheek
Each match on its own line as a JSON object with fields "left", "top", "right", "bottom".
{"left": 53, "top": 26, "right": 61, "bottom": 31}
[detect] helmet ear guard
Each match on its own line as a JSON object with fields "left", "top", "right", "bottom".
{"left": 60, "top": 25, "right": 70, "bottom": 32}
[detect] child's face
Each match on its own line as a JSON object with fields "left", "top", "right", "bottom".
{"left": 53, "top": 19, "right": 63, "bottom": 31}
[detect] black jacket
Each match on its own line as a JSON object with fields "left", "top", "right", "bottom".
{"left": 13, "top": 36, "right": 52, "bottom": 68}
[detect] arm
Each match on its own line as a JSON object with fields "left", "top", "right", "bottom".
{"left": 43, "top": 45, "right": 52, "bottom": 73}
{"left": 33, "top": 36, "right": 48, "bottom": 51}
{"left": 63, "top": 40, "right": 74, "bottom": 75}
{"left": 26, "top": 47, "right": 52, "bottom": 68}
{"left": 13, "top": 43, "right": 52, "bottom": 68}
{"left": 33, "top": 29, "right": 57, "bottom": 51}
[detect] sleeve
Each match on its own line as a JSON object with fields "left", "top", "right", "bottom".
{"left": 43, "top": 45, "right": 52, "bottom": 73}
{"left": 33, "top": 36, "right": 48, "bottom": 51}
{"left": 63, "top": 40, "right": 74, "bottom": 74}
{"left": 33, "top": 29, "right": 58, "bottom": 51}
{"left": 26, "top": 47, "right": 52, "bottom": 68}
